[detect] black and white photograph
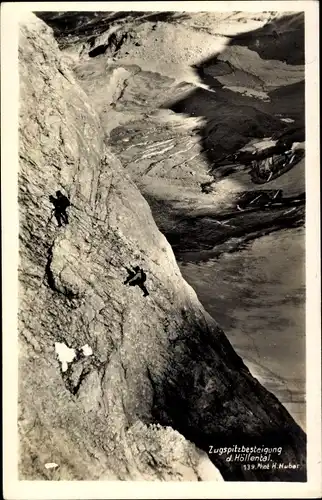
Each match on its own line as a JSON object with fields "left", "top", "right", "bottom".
{"left": 2, "top": 1, "right": 321, "bottom": 498}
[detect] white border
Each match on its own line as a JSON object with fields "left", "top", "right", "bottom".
{"left": 1, "top": 1, "right": 321, "bottom": 499}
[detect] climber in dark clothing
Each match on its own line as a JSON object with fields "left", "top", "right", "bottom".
{"left": 49, "top": 190, "right": 70, "bottom": 227}
{"left": 123, "top": 266, "right": 149, "bottom": 297}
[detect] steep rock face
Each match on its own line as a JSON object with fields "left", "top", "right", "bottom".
{"left": 19, "top": 14, "right": 222, "bottom": 482}
{"left": 19, "top": 14, "right": 306, "bottom": 481}
{"left": 50, "top": 10, "right": 305, "bottom": 427}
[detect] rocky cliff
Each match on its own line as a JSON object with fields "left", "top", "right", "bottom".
{"left": 36, "top": 10, "right": 306, "bottom": 430}
{"left": 19, "top": 14, "right": 306, "bottom": 481}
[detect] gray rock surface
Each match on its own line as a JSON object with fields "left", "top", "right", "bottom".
{"left": 48, "top": 10, "right": 305, "bottom": 428}
{"left": 19, "top": 14, "right": 306, "bottom": 481}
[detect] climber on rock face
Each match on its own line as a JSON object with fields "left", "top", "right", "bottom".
{"left": 49, "top": 190, "right": 70, "bottom": 227}
{"left": 123, "top": 265, "right": 149, "bottom": 297}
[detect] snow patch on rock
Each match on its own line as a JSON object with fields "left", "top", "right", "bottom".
{"left": 223, "top": 85, "right": 270, "bottom": 101}
{"left": 55, "top": 342, "right": 76, "bottom": 372}
{"left": 81, "top": 344, "right": 93, "bottom": 356}
{"left": 240, "top": 137, "right": 277, "bottom": 152}
{"left": 280, "top": 117, "right": 295, "bottom": 123}
{"left": 45, "top": 462, "right": 59, "bottom": 469}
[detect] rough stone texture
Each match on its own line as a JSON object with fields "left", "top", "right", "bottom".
{"left": 52, "top": 10, "right": 305, "bottom": 428}
{"left": 19, "top": 14, "right": 306, "bottom": 481}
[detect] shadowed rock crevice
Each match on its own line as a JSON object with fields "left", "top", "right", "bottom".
{"left": 63, "top": 361, "right": 95, "bottom": 396}
{"left": 45, "top": 243, "right": 56, "bottom": 291}
{"left": 89, "top": 43, "right": 109, "bottom": 58}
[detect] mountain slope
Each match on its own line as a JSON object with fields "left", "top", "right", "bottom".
{"left": 19, "top": 14, "right": 306, "bottom": 481}
{"left": 46, "top": 9, "right": 306, "bottom": 429}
